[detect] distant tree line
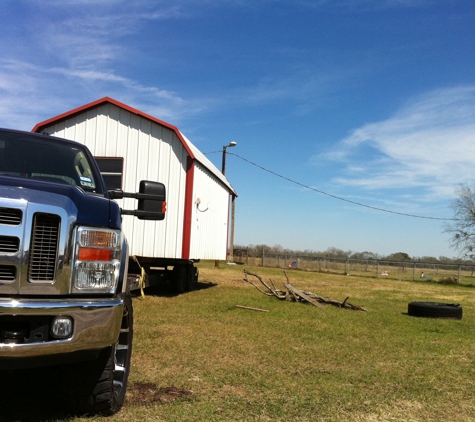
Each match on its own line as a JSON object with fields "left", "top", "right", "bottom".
{"left": 233, "top": 184, "right": 475, "bottom": 266}
{"left": 233, "top": 244, "right": 473, "bottom": 264}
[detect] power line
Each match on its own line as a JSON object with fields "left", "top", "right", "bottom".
{"left": 203, "top": 150, "right": 455, "bottom": 221}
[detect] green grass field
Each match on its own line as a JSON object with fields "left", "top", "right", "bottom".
{"left": 10, "top": 262, "right": 475, "bottom": 421}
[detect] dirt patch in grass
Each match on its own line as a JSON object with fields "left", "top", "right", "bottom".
{"left": 127, "top": 383, "right": 193, "bottom": 405}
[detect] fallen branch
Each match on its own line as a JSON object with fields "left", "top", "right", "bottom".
{"left": 243, "top": 270, "right": 286, "bottom": 299}
{"left": 243, "top": 269, "right": 367, "bottom": 312}
{"left": 235, "top": 305, "right": 269, "bottom": 312}
{"left": 284, "top": 284, "right": 325, "bottom": 308}
{"left": 301, "top": 290, "right": 367, "bottom": 311}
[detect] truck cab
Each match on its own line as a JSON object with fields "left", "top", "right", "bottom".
{"left": 0, "top": 128, "right": 165, "bottom": 414}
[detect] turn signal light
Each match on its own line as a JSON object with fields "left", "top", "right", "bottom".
{"left": 80, "top": 230, "right": 118, "bottom": 248}
{"left": 78, "top": 248, "right": 113, "bottom": 261}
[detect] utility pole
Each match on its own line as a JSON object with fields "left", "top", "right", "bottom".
{"left": 215, "top": 142, "right": 237, "bottom": 267}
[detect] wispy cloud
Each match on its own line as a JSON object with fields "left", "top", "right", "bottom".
{"left": 319, "top": 85, "right": 475, "bottom": 200}
{"left": 0, "top": 58, "right": 206, "bottom": 129}
{"left": 0, "top": 1, "right": 201, "bottom": 129}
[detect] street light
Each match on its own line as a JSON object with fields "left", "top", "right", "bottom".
{"left": 218, "top": 142, "right": 237, "bottom": 266}
{"left": 222, "top": 141, "right": 237, "bottom": 175}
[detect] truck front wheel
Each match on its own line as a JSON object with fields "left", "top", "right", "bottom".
{"left": 76, "top": 293, "right": 133, "bottom": 415}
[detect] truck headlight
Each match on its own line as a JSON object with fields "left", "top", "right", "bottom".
{"left": 72, "top": 227, "right": 122, "bottom": 293}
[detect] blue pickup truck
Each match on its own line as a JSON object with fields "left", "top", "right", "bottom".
{"left": 0, "top": 128, "right": 165, "bottom": 414}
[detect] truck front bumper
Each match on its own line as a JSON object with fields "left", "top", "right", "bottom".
{"left": 0, "top": 297, "right": 124, "bottom": 359}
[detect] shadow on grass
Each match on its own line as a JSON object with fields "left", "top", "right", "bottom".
{"left": 194, "top": 281, "right": 218, "bottom": 291}
{"left": 0, "top": 367, "right": 80, "bottom": 421}
{"left": 0, "top": 374, "right": 195, "bottom": 421}
{"left": 132, "top": 281, "right": 218, "bottom": 298}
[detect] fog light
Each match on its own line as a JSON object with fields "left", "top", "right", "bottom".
{"left": 51, "top": 317, "right": 73, "bottom": 339}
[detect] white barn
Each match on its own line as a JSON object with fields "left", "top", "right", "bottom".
{"left": 33, "top": 97, "right": 236, "bottom": 262}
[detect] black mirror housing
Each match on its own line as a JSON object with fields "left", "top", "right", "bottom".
{"left": 137, "top": 180, "right": 166, "bottom": 220}
{"left": 109, "top": 180, "right": 166, "bottom": 221}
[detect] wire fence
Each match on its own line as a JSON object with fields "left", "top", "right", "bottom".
{"left": 231, "top": 249, "right": 475, "bottom": 284}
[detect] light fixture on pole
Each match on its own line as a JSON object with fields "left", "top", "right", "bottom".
{"left": 222, "top": 141, "right": 237, "bottom": 175}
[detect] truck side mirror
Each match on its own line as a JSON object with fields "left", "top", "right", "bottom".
{"left": 137, "top": 180, "right": 166, "bottom": 220}
{"left": 109, "top": 180, "right": 166, "bottom": 221}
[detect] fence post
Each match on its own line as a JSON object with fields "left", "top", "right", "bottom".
{"left": 262, "top": 248, "right": 265, "bottom": 267}
{"left": 458, "top": 265, "right": 461, "bottom": 283}
{"left": 346, "top": 259, "right": 349, "bottom": 274}
{"left": 376, "top": 261, "right": 379, "bottom": 277}
{"left": 413, "top": 262, "right": 416, "bottom": 281}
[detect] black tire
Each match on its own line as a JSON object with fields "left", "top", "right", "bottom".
{"left": 75, "top": 294, "right": 133, "bottom": 415}
{"left": 186, "top": 265, "right": 197, "bottom": 291}
{"left": 194, "top": 266, "right": 199, "bottom": 286}
{"left": 173, "top": 265, "right": 187, "bottom": 294}
{"left": 408, "top": 301, "right": 462, "bottom": 319}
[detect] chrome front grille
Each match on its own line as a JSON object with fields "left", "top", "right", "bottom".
{"left": 27, "top": 213, "right": 61, "bottom": 282}
{"left": 0, "top": 265, "right": 16, "bottom": 282}
{"left": 0, "top": 207, "right": 22, "bottom": 225}
{"left": 0, "top": 236, "right": 19, "bottom": 253}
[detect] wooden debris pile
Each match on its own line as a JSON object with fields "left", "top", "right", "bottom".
{"left": 242, "top": 269, "right": 367, "bottom": 312}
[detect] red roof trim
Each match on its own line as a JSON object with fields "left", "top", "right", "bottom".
{"left": 32, "top": 96, "right": 195, "bottom": 159}
{"left": 182, "top": 156, "right": 195, "bottom": 259}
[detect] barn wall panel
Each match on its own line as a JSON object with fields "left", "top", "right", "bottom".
{"left": 189, "top": 163, "right": 230, "bottom": 260}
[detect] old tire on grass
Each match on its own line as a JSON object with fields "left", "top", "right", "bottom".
{"left": 408, "top": 302, "right": 462, "bottom": 319}
{"left": 173, "top": 265, "right": 187, "bottom": 294}
{"left": 76, "top": 293, "right": 133, "bottom": 415}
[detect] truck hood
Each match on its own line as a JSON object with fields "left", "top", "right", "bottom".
{"left": 0, "top": 175, "right": 120, "bottom": 229}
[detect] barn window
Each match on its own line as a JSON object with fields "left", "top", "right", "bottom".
{"left": 95, "top": 157, "right": 123, "bottom": 190}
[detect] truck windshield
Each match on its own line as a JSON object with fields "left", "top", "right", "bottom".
{"left": 0, "top": 131, "right": 103, "bottom": 195}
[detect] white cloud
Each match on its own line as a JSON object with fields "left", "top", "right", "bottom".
{"left": 319, "top": 85, "right": 475, "bottom": 200}
{"left": 0, "top": 57, "right": 207, "bottom": 129}
{"left": 0, "top": 1, "right": 203, "bottom": 129}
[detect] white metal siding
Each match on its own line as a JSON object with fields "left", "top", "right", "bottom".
{"left": 189, "top": 163, "right": 229, "bottom": 260}
{"left": 41, "top": 103, "right": 188, "bottom": 259}
{"left": 180, "top": 132, "right": 235, "bottom": 194}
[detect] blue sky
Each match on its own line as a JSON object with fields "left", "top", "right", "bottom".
{"left": 1, "top": 0, "right": 474, "bottom": 258}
